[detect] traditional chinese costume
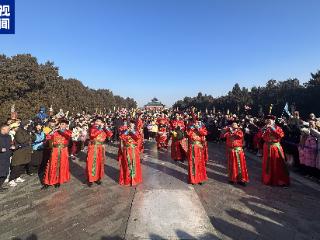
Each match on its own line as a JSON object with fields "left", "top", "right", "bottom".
{"left": 156, "top": 117, "right": 169, "bottom": 149}
{"left": 222, "top": 127, "right": 249, "bottom": 184}
{"left": 118, "top": 130, "right": 142, "bottom": 186}
{"left": 136, "top": 117, "right": 144, "bottom": 153}
{"left": 262, "top": 125, "right": 290, "bottom": 186}
{"left": 186, "top": 124, "right": 208, "bottom": 184}
{"left": 170, "top": 119, "right": 187, "bottom": 161}
{"left": 86, "top": 126, "right": 113, "bottom": 183}
{"left": 43, "top": 129, "right": 72, "bottom": 186}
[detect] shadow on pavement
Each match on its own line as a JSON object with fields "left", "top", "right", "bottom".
{"left": 204, "top": 142, "right": 320, "bottom": 240}
{"left": 104, "top": 163, "right": 119, "bottom": 183}
{"left": 13, "top": 234, "right": 38, "bottom": 240}
{"left": 149, "top": 229, "right": 219, "bottom": 240}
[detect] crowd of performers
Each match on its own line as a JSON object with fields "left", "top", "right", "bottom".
{"left": 2, "top": 106, "right": 318, "bottom": 192}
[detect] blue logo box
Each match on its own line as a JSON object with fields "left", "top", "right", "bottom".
{"left": 0, "top": 0, "right": 14, "bottom": 34}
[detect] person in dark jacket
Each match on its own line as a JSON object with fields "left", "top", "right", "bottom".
{"left": 8, "top": 121, "right": 33, "bottom": 187}
{"left": 0, "top": 124, "right": 14, "bottom": 192}
{"left": 113, "top": 115, "right": 123, "bottom": 142}
{"left": 28, "top": 122, "right": 46, "bottom": 176}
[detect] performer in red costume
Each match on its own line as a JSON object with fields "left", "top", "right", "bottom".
{"left": 136, "top": 113, "right": 144, "bottom": 153}
{"left": 43, "top": 119, "right": 72, "bottom": 188}
{"left": 156, "top": 113, "right": 170, "bottom": 149}
{"left": 170, "top": 113, "right": 187, "bottom": 161}
{"left": 262, "top": 115, "right": 290, "bottom": 186}
{"left": 86, "top": 117, "right": 113, "bottom": 187}
{"left": 118, "top": 120, "right": 142, "bottom": 186}
{"left": 221, "top": 121, "right": 249, "bottom": 185}
{"left": 186, "top": 117, "right": 208, "bottom": 184}
{"left": 117, "top": 119, "right": 128, "bottom": 162}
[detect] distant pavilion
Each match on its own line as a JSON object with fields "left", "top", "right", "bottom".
{"left": 144, "top": 98, "right": 165, "bottom": 111}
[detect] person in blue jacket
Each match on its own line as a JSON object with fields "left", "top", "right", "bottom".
{"left": 28, "top": 121, "right": 46, "bottom": 176}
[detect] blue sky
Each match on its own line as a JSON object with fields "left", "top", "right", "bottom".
{"left": 1, "top": 0, "right": 320, "bottom": 107}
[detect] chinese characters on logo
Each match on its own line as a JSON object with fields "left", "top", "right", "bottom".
{"left": 0, "top": 5, "right": 10, "bottom": 30}
{"left": 0, "top": 0, "right": 14, "bottom": 34}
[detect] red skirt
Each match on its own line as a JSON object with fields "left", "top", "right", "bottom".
{"left": 86, "top": 144, "right": 106, "bottom": 182}
{"left": 227, "top": 147, "right": 249, "bottom": 183}
{"left": 171, "top": 139, "right": 186, "bottom": 161}
{"left": 119, "top": 145, "right": 142, "bottom": 186}
{"left": 262, "top": 142, "right": 290, "bottom": 186}
{"left": 157, "top": 133, "right": 168, "bottom": 148}
{"left": 187, "top": 143, "right": 207, "bottom": 184}
{"left": 43, "top": 147, "right": 70, "bottom": 185}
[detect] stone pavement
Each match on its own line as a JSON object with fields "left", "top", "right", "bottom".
{"left": 0, "top": 141, "right": 319, "bottom": 240}
{"left": 125, "top": 144, "right": 217, "bottom": 240}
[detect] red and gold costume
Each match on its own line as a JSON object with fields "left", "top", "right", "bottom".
{"left": 262, "top": 125, "right": 290, "bottom": 186}
{"left": 156, "top": 117, "right": 170, "bottom": 149}
{"left": 43, "top": 130, "right": 72, "bottom": 186}
{"left": 222, "top": 127, "right": 249, "bottom": 183}
{"left": 86, "top": 126, "right": 113, "bottom": 183}
{"left": 186, "top": 124, "right": 208, "bottom": 184}
{"left": 118, "top": 130, "right": 142, "bottom": 186}
{"left": 136, "top": 117, "right": 144, "bottom": 153}
{"left": 170, "top": 119, "right": 187, "bottom": 161}
{"left": 117, "top": 124, "right": 128, "bottom": 162}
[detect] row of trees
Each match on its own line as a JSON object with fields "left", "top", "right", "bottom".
{"left": 0, "top": 54, "right": 137, "bottom": 122}
{"left": 173, "top": 70, "right": 320, "bottom": 118}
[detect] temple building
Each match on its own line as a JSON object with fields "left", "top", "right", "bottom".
{"left": 144, "top": 98, "right": 165, "bottom": 111}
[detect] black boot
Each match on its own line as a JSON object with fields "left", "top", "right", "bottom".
{"left": 95, "top": 180, "right": 102, "bottom": 185}
{"left": 239, "top": 181, "right": 247, "bottom": 186}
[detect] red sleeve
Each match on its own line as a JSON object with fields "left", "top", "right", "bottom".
{"left": 233, "top": 129, "right": 243, "bottom": 139}
{"left": 119, "top": 133, "right": 126, "bottom": 141}
{"left": 186, "top": 129, "right": 193, "bottom": 138}
{"left": 273, "top": 126, "right": 284, "bottom": 138}
{"left": 137, "top": 119, "right": 143, "bottom": 130}
{"left": 105, "top": 129, "right": 113, "bottom": 138}
{"left": 66, "top": 130, "right": 72, "bottom": 138}
{"left": 90, "top": 127, "right": 101, "bottom": 138}
{"left": 221, "top": 127, "right": 230, "bottom": 139}
{"left": 59, "top": 130, "right": 72, "bottom": 139}
{"left": 198, "top": 126, "right": 208, "bottom": 136}
{"left": 46, "top": 133, "right": 53, "bottom": 140}
{"left": 130, "top": 132, "right": 140, "bottom": 141}
{"left": 170, "top": 121, "right": 175, "bottom": 130}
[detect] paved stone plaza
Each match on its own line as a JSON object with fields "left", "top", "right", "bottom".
{"left": 0, "top": 141, "right": 319, "bottom": 240}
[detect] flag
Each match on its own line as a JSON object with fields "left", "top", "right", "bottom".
{"left": 282, "top": 102, "right": 292, "bottom": 117}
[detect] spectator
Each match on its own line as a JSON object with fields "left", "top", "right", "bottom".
{"left": 8, "top": 121, "right": 33, "bottom": 187}
{"left": 0, "top": 124, "right": 14, "bottom": 192}
{"left": 29, "top": 122, "right": 46, "bottom": 175}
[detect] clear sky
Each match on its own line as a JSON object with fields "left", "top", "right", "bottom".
{"left": 1, "top": 0, "right": 320, "bottom": 107}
